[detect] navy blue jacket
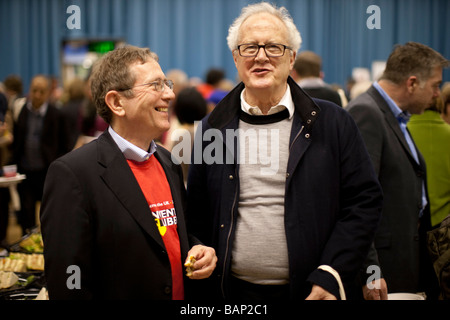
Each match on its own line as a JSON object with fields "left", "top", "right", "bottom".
{"left": 186, "top": 77, "right": 382, "bottom": 300}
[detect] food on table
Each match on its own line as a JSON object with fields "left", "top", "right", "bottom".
{"left": 19, "top": 233, "right": 44, "bottom": 253}
{"left": 0, "top": 271, "right": 19, "bottom": 289}
{"left": 0, "top": 258, "right": 27, "bottom": 272}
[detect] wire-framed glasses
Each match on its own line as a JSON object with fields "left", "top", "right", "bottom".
{"left": 236, "top": 43, "right": 293, "bottom": 57}
{"left": 117, "top": 79, "right": 174, "bottom": 92}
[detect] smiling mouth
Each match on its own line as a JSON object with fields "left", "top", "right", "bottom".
{"left": 252, "top": 68, "right": 270, "bottom": 74}
{"left": 155, "top": 107, "right": 169, "bottom": 112}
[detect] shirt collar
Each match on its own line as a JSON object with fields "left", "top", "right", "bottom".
{"left": 108, "top": 126, "right": 157, "bottom": 162}
{"left": 373, "top": 81, "right": 411, "bottom": 124}
{"left": 26, "top": 101, "right": 48, "bottom": 116}
{"left": 240, "top": 84, "right": 295, "bottom": 119}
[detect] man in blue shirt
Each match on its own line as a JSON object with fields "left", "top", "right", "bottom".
{"left": 347, "top": 42, "right": 449, "bottom": 300}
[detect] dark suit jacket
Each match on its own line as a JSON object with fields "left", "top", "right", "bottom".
{"left": 347, "top": 85, "right": 438, "bottom": 296}
{"left": 40, "top": 131, "right": 200, "bottom": 299}
{"left": 12, "top": 102, "right": 70, "bottom": 171}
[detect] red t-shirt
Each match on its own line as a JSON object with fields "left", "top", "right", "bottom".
{"left": 127, "top": 156, "right": 184, "bottom": 300}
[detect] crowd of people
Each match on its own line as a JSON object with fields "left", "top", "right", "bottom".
{"left": 0, "top": 1, "right": 449, "bottom": 301}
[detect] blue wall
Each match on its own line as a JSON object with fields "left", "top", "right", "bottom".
{"left": 1, "top": 0, "right": 449, "bottom": 93}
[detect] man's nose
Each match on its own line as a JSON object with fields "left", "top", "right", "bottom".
{"left": 163, "top": 85, "right": 175, "bottom": 100}
{"left": 255, "top": 46, "right": 269, "bottom": 61}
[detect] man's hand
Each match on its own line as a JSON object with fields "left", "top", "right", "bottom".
{"left": 363, "top": 278, "right": 388, "bottom": 300}
{"left": 185, "top": 245, "right": 217, "bottom": 279}
{"left": 305, "top": 284, "right": 338, "bottom": 300}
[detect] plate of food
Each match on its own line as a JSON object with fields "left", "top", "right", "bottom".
{"left": 8, "top": 231, "right": 44, "bottom": 254}
{"left": 0, "top": 271, "right": 40, "bottom": 297}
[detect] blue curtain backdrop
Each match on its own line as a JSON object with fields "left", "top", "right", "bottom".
{"left": 1, "top": 0, "right": 449, "bottom": 93}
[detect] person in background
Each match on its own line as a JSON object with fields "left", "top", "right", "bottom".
{"left": 40, "top": 45, "right": 216, "bottom": 300}
{"left": 3, "top": 75, "right": 25, "bottom": 123}
{"left": 291, "top": 50, "right": 343, "bottom": 107}
{"left": 186, "top": 2, "right": 382, "bottom": 300}
{"left": 440, "top": 82, "right": 450, "bottom": 124}
{"left": 0, "top": 92, "right": 13, "bottom": 249}
{"left": 12, "top": 75, "right": 70, "bottom": 235}
{"left": 196, "top": 68, "right": 226, "bottom": 100}
{"left": 347, "top": 42, "right": 449, "bottom": 300}
{"left": 169, "top": 86, "right": 208, "bottom": 185}
{"left": 60, "top": 77, "right": 86, "bottom": 151}
{"left": 408, "top": 95, "right": 450, "bottom": 227}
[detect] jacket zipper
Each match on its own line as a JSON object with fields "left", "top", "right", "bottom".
{"left": 289, "top": 125, "right": 305, "bottom": 152}
{"left": 220, "top": 125, "right": 305, "bottom": 296}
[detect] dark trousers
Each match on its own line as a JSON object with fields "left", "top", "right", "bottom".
{"left": 0, "top": 187, "right": 10, "bottom": 243}
{"left": 16, "top": 170, "right": 46, "bottom": 233}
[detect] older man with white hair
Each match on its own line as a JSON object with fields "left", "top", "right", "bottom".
{"left": 186, "top": 2, "right": 382, "bottom": 300}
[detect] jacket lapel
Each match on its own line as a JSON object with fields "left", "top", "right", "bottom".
{"left": 368, "top": 86, "right": 421, "bottom": 167}
{"left": 96, "top": 132, "right": 166, "bottom": 250}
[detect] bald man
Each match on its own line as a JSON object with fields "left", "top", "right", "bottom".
{"left": 12, "top": 75, "right": 70, "bottom": 234}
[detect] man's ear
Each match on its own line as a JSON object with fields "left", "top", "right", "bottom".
{"left": 233, "top": 50, "right": 239, "bottom": 67}
{"left": 406, "top": 76, "right": 418, "bottom": 93}
{"left": 105, "top": 90, "right": 126, "bottom": 117}
{"left": 289, "top": 51, "right": 296, "bottom": 71}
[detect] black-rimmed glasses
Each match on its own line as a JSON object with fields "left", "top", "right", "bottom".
{"left": 117, "top": 79, "right": 174, "bottom": 92}
{"left": 236, "top": 43, "right": 292, "bottom": 57}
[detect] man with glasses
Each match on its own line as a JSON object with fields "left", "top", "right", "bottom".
{"left": 186, "top": 2, "right": 382, "bottom": 300}
{"left": 40, "top": 45, "right": 217, "bottom": 300}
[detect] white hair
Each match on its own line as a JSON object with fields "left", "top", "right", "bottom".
{"left": 227, "top": 2, "right": 302, "bottom": 54}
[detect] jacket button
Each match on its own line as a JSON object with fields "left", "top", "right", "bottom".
{"left": 164, "top": 286, "right": 172, "bottom": 295}
{"left": 229, "top": 175, "right": 234, "bottom": 180}
{"left": 286, "top": 172, "right": 290, "bottom": 178}
{"left": 305, "top": 133, "right": 310, "bottom": 139}
{"left": 311, "top": 111, "right": 317, "bottom": 116}
{"left": 221, "top": 224, "right": 225, "bottom": 228}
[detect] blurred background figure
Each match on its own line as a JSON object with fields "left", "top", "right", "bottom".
{"left": 166, "top": 69, "right": 190, "bottom": 97}
{"left": 0, "top": 91, "right": 13, "bottom": 248}
{"left": 3, "top": 75, "right": 25, "bottom": 122}
{"left": 167, "top": 86, "right": 207, "bottom": 185}
{"left": 196, "top": 67, "right": 233, "bottom": 112}
{"left": 441, "top": 82, "right": 450, "bottom": 124}
{"left": 291, "top": 50, "right": 344, "bottom": 107}
{"left": 70, "top": 73, "right": 108, "bottom": 149}
{"left": 408, "top": 93, "right": 450, "bottom": 227}
{"left": 206, "top": 78, "right": 234, "bottom": 113}
{"left": 12, "top": 75, "right": 70, "bottom": 235}
{"left": 196, "top": 68, "right": 226, "bottom": 100}
{"left": 60, "top": 77, "right": 86, "bottom": 151}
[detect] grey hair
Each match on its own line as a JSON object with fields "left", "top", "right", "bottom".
{"left": 227, "top": 2, "right": 302, "bottom": 54}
